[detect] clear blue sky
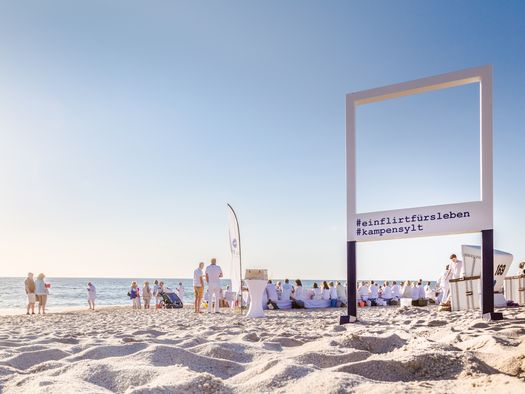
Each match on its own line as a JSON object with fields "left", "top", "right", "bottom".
{"left": 0, "top": 1, "right": 523, "bottom": 280}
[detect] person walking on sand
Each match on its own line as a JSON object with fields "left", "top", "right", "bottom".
{"left": 143, "top": 281, "right": 152, "bottom": 309}
{"left": 87, "top": 282, "right": 96, "bottom": 310}
{"left": 34, "top": 273, "right": 49, "bottom": 315}
{"left": 24, "top": 273, "right": 36, "bottom": 315}
{"left": 193, "top": 262, "right": 205, "bottom": 313}
{"left": 205, "top": 258, "right": 223, "bottom": 314}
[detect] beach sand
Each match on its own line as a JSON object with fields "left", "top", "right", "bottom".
{"left": 0, "top": 305, "right": 524, "bottom": 393}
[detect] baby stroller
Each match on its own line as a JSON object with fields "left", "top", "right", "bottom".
{"left": 159, "top": 291, "right": 183, "bottom": 309}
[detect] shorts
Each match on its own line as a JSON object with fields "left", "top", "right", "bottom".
{"left": 194, "top": 286, "right": 204, "bottom": 297}
{"left": 27, "top": 293, "right": 36, "bottom": 304}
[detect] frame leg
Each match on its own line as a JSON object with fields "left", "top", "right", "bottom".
{"left": 481, "top": 229, "right": 503, "bottom": 321}
{"left": 340, "top": 241, "right": 357, "bottom": 324}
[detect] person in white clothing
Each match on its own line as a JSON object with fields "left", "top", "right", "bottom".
{"left": 381, "top": 281, "right": 392, "bottom": 301}
{"left": 410, "top": 282, "right": 419, "bottom": 300}
{"left": 205, "top": 258, "right": 223, "bottom": 313}
{"left": 417, "top": 280, "right": 426, "bottom": 300}
{"left": 369, "top": 281, "right": 379, "bottom": 301}
{"left": 87, "top": 282, "right": 96, "bottom": 310}
{"left": 329, "top": 281, "right": 338, "bottom": 307}
{"left": 441, "top": 265, "right": 453, "bottom": 304}
{"left": 265, "top": 280, "right": 279, "bottom": 309}
{"left": 391, "top": 281, "right": 401, "bottom": 299}
{"left": 281, "top": 279, "right": 292, "bottom": 301}
{"left": 193, "top": 262, "right": 205, "bottom": 313}
{"left": 450, "top": 254, "right": 464, "bottom": 279}
{"left": 321, "top": 281, "right": 331, "bottom": 301}
{"left": 177, "top": 282, "right": 185, "bottom": 302}
{"left": 310, "top": 282, "right": 321, "bottom": 300}
{"left": 357, "top": 282, "right": 370, "bottom": 301}
{"left": 336, "top": 281, "right": 347, "bottom": 306}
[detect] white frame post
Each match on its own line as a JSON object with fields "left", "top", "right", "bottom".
{"left": 341, "top": 65, "right": 498, "bottom": 324}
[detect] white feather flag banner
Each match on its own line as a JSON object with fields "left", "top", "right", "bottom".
{"left": 227, "top": 204, "right": 242, "bottom": 295}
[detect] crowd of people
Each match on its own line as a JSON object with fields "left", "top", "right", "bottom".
{"left": 355, "top": 254, "right": 464, "bottom": 308}
{"left": 262, "top": 279, "right": 348, "bottom": 309}
{"left": 23, "top": 254, "right": 464, "bottom": 314}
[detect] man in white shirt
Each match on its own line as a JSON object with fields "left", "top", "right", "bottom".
{"left": 450, "top": 254, "right": 464, "bottom": 279}
{"left": 391, "top": 281, "right": 401, "bottom": 299}
{"left": 205, "top": 258, "right": 223, "bottom": 313}
{"left": 193, "top": 262, "right": 204, "bottom": 313}
{"left": 281, "top": 279, "right": 292, "bottom": 301}
{"left": 265, "top": 280, "right": 279, "bottom": 309}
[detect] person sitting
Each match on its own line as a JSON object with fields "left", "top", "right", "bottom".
{"left": 223, "top": 285, "right": 235, "bottom": 308}
{"left": 417, "top": 280, "right": 426, "bottom": 300}
{"left": 357, "top": 281, "right": 370, "bottom": 302}
{"left": 281, "top": 279, "right": 292, "bottom": 301}
{"left": 402, "top": 280, "right": 412, "bottom": 298}
{"left": 411, "top": 282, "right": 420, "bottom": 305}
{"left": 291, "top": 279, "right": 305, "bottom": 308}
{"left": 329, "top": 281, "right": 338, "bottom": 307}
{"left": 424, "top": 281, "right": 434, "bottom": 302}
{"left": 336, "top": 281, "right": 347, "bottom": 306}
{"left": 312, "top": 282, "right": 323, "bottom": 300}
{"left": 369, "top": 281, "right": 379, "bottom": 303}
{"left": 275, "top": 281, "right": 283, "bottom": 300}
{"left": 321, "top": 281, "right": 330, "bottom": 301}
{"left": 265, "top": 280, "right": 279, "bottom": 309}
{"left": 381, "top": 281, "right": 393, "bottom": 302}
{"left": 391, "top": 281, "right": 401, "bottom": 300}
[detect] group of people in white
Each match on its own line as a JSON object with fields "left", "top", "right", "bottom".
{"left": 355, "top": 254, "right": 464, "bottom": 306}
{"left": 263, "top": 279, "right": 348, "bottom": 309}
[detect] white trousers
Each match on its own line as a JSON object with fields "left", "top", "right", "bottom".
{"left": 208, "top": 284, "right": 221, "bottom": 313}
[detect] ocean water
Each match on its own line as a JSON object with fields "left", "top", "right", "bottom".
{"left": 1, "top": 277, "right": 347, "bottom": 310}
{"left": 1, "top": 277, "right": 434, "bottom": 311}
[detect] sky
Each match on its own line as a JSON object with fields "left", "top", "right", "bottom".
{"left": 0, "top": 1, "right": 524, "bottom": 280}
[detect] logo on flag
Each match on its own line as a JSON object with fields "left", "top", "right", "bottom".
{"left": 231, "top": 238, "right": 238, "bottom": 249}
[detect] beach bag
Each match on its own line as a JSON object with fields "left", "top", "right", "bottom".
{"left": 438, "top": 303, "right": 452, "bottom": 312}
{"left": 129, "top": 289, "right": 137, "bottom": 299}
{"left": 417, "top": 299, "right": 428, "bottom": 307}
{"left": 388, "top": 299, "right": 399, "bottom": 306}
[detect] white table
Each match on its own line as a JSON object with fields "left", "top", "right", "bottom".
{"left": 245, "top": 279, "right": 267, "bottom": 318}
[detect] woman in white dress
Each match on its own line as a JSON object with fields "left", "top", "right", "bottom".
{"left": 321, "top": 281, "right": 330, "bottom": 301}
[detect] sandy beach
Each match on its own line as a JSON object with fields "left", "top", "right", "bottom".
{"left": 0, "top": 306, "right": 523, "bottom": 393}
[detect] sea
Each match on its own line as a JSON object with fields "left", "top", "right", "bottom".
{"left": 1, "top": 277, "right": 437, "bottom": 311}
{"left": 0, "top": 277, "right": 344, "bottom": 310}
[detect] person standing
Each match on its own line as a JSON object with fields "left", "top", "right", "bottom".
{"left": 193, "top": 262, "right": 205, "bottom": 313}
{"left": 24, "top": 273, "right": 36, "bottom": 315}
{"left": 153, "top": 280, "right": 161, "bottom": 309}
{"left": 205, "top": 258, "right": 223, "bottom": 314}
{"left": 87, "top": 282, "right": 96, "bottom": 310}
{"left": 177, "top": 282, "right": 185, "bottom": 302}
{"left": 142, "top": 281, "right": 152, "bottom": 309}
{"left": 34, "top": 273, "right": 49, "bottom": 315}
{"left": 450, "top": 254, "right": 464, "bottom": 279}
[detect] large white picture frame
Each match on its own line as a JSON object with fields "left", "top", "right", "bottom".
{"left": 347, "top": 65, "right": 493, "bottom": 242}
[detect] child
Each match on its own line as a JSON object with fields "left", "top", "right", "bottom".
{"left": 142, "top": 281, "right": 152, "bottom": 309}
{"left": 129, "top": 281, "right": 141, "bottom": 309}
{"left": 87, "top": 282, "right": 96, "bottom": 310}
